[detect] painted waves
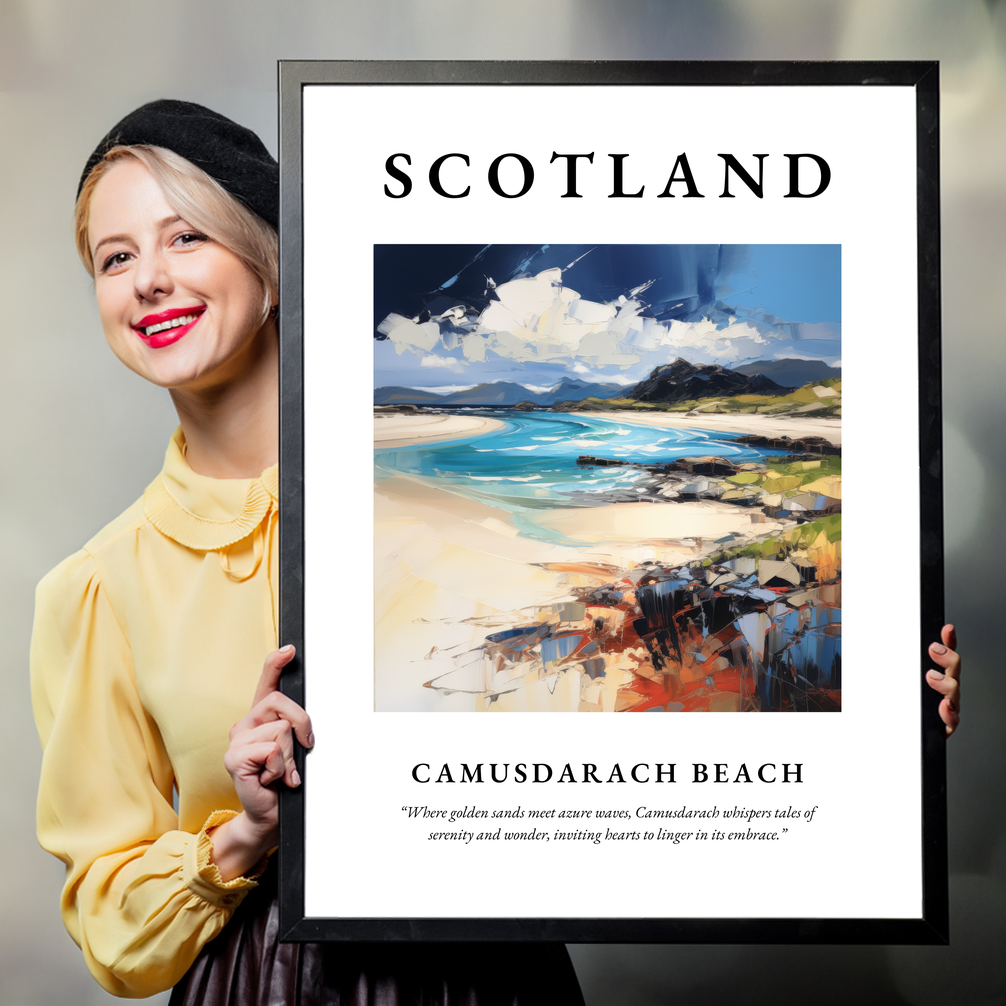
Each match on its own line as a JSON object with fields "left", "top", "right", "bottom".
{"left": 374, "top": 411, "right": 783, "bottom": 541}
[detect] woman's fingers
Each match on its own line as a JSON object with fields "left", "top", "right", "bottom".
{"left": 928, "top": 634, "right": 961, "bottom": 684}
{"left": 941, "top": 623, "right": 958, "bottom": 652}
{"left": 230, "top": 719, "right": 301, "bottom": 788}
{"left": 926, "top": 667, "right": 959, "bottom": 704}
{"left": 232, "top": 689, "right": 314, "bottom": 750}
{"left": 218, "top": 646, "right": 309, "bottom": 847}
{"left": 259, "top": 741, "right": 289, "bottom": 787}
{"left": 924, "top": 677, "right": 960, "bottom": 736}
{"left": 253, "top": 691, "right": 313, "bottom": 748}
{"left": 252, "top": 644, "right": 296, "bottom": 707}
{"left": 223, "top": 645, "right": 312, "bottom": 812}
{"left": 929, "top": 647, "right": 961, "bottom": 681}
{"left": 224, "top": 738, "right": 287, "bottom": 787}
{"left": 927, "top": 623, "right": 961, "bottom": 737}
{"left": 241, "top": 644, "right": 314, "bottom": 749}
{"left": 940, "top": 697, "right": 960, "bottom": 736}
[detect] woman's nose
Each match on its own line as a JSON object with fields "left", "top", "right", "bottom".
{"left": 133, "top": 249, "right": 173, "bottom": 302}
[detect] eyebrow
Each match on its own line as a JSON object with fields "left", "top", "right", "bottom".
{"left": 91, "top": 215, "right": 185, "bottom": 258}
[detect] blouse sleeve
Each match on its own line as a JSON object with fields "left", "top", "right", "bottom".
{"left": 30, "top": 549, "right": 262, "bottom": 998}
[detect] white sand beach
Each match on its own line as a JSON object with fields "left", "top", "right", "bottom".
{"left": 374, "top": 412, "right": 505, "bottom": 448}
{"left": 374, "top": 471, "right": 794, "bottom": 711}
{"left": 577, "top": 410, "right": 842, "bottom": 446}
{"left": 528, "top": 499, "right": 783, "bottom": 544}
{"left": 375, "top": 408, "right": 841, "bottom": 449}
{"left": 374, "top": 408, "right": 833, "bottom": 711}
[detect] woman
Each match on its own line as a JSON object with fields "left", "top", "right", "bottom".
{"left": 31, "top": 100, "right": 586, "bottom": 1003}
{"left": 33, "top": 99, "right": 962, "bottom": 1003}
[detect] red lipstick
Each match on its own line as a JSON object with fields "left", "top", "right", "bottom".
{"left": 132, "top": 306, "right": 205, "bottom": 349}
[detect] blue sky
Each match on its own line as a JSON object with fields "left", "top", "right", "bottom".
{"left": 719, "top": 245, "right": 840, "bottom": 322}
{"left": 374, "top": 244, "right": 841, "bottom": 390}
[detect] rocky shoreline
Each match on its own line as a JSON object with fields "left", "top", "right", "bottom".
{"left": 425, "top": 510, "right": 842, "bottom": 713}
{"left": 422, "top": 435, "right": 842, "bottom": 712}
{"left": 573, "top": 439, "right": 841, "bottom": 522}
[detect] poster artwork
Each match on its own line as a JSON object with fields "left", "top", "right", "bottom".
{"left": 289, "top": 66, "right": 941, "bottom": 939}
{"left": 373, "top": 243, "right": 842, "bottom": 714}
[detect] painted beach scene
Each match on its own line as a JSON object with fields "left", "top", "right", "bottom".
{"left": 374, "top": 245, "right": 841, "bottom": 713}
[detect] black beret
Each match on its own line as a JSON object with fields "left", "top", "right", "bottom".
{"left": 78, "top": 99, "right": 278, "bottom": 228}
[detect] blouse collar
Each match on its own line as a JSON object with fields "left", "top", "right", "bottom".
{"left": 143, "top": 428, "right": 278, "bottom": 551}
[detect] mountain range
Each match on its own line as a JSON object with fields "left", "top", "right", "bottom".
{"left": 733, "top": 358, "right": 841, "bottom": 388}
{"left": 374, "top": 358, "right": 842, "bottom": 408}
{"left": 374, "top": 376, "right": 626, "bottom": 408}
{"left": 627, "top": 359, "right": 786, "bottom": 403}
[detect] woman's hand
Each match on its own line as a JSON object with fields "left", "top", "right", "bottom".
{"left": 209, "top": 645, "right": 314, "bottom": 881}
{"left": 926, "top": 624, "right": 961, "bottom": 737}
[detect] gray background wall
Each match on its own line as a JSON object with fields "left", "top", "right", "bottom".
{"left": 1, "top": 2, "right": 1003, "bottom": 1003}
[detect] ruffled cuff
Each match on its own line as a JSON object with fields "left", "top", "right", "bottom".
{"left": 182, "top": 810, "right": 269, "bottom": 909}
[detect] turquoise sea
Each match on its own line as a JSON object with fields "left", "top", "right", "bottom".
{"left": 375, "top": 411, "right": 785, "bottom": 540}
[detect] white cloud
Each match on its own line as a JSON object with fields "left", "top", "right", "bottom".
{"left": 409, "top": 384, "right": 476, "bottom": 394}
{"left": 380, "top": 269, "right": 840, "bottom": 370}
{"left": 603, "top": 372, "right": 643, "bottom": 386}
{"left": 420, "top": 355, "right": 464, "bottom": 371}
{"left": 378, "top": 313, "right": 441, "bottom": 355}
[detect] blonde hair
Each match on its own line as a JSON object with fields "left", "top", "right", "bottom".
{"left": 75, "top": 145, "right": 278, "bottom": 323}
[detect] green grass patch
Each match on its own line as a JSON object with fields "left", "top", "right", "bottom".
{"left": 703, "top": 514, "right": 842, "bottom": 568}
{"left": 565, "top": 381, "right": 841, "bottom": 418}
{"left": 724, "top": 455, "right": 842, "bottom": 490}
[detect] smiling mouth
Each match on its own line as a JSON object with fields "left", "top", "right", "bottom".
{"left": 134, "top": 307, "right": 206, "bottom": 338}
{"left": 142, "top": 313, "right": 199, "bottom": 337}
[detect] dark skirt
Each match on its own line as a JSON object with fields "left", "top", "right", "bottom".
{"left": 169, "top": 869, "right": 585, "bottom": 1006}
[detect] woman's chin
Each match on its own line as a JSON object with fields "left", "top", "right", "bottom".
{"left": 122, "top": 353, "right": 219, "bottom": 392}
{"left": 110, "top": 323, "right": 273, "bottom": 395}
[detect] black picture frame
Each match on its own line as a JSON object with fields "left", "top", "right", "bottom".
{"left": 277, "top": 60, "right": 945, "bottom": 944}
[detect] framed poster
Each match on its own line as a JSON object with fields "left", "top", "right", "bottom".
{"left": 277, "top": 61, "right": 946, "bottom": 943}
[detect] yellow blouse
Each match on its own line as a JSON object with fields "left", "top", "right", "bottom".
{"left": 31, "top": 428, "right": 279, "bottom": 998}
